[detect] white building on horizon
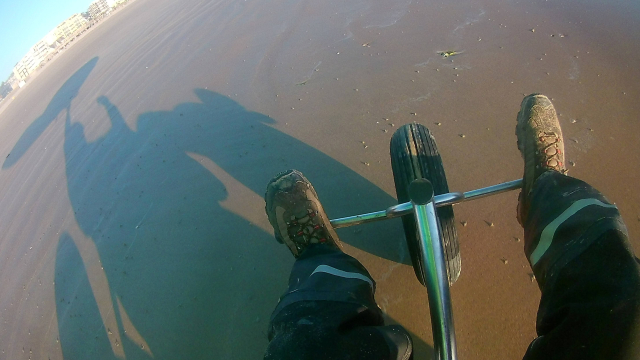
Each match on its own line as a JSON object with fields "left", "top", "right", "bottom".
{"left": 13, "top": 39, "right": 52, "bottom": 80}
{"left": 88, "top": 0, "right": 111, "bottom": 19}
{"left": 12, "top": 13, "right": 90, "bottom": 81}
{"left": 53, "top": 13, "right": 89, "bottom": 40}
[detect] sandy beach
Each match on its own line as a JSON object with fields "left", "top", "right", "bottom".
{"left": 1, "top": 0, "right": 639, "bottom": 358}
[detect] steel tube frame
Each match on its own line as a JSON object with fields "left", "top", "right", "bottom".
{"left": 413, "top": 200, "right": 457, "bottom": 360}
{"left": 327, "top": 178, "right": 522, "bottom": 359}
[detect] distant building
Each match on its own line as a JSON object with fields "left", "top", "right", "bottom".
{"left": 12, "top": 39, "right": 52, "bottom": 80}
{"left": 0, "top": 82, "right": 12, "bottom": 99}
{"left": 6, "top": 73, "right": 18, "bottom": 89}
{"left": 11, "top": 13, "right": 89, "bottom": 81}
{"left": 13, "top": 57, "right": 32, "bottom": 81}
{"left": 53, "top": 13, "right": 89, "bottom": 40}
{"left": 32, "top": 40, "right": 50, "bottom": 62}
{"left": 88, "top": 0, "right": 111, "bottom": 20}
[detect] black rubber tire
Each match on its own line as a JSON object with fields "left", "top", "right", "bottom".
{"left": 390, "top": 123, "right": 461, "bottom": 286}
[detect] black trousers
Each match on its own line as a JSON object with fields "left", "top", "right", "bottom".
{"left": 265, "top": 172, "right": 640, "bottom": 360}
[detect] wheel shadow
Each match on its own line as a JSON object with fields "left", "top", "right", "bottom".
{"left": 6, "top": 58, "right": 427, "bottom": 358}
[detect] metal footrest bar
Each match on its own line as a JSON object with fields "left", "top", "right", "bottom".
{"left": 330, "top": 179, "right": 522, "bottom": 229}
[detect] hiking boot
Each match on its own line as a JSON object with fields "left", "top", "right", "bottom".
{"left": 265, "top": 169, "right": 342, "bottom": 257}
{"left": 515, "top": 94, "right": 567, "bottom": 225}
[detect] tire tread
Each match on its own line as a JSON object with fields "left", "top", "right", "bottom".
{"left": 390, "top": 123, "right": 460, "bottom": 286}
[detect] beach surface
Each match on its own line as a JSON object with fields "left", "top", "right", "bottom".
{"left": 1, "top": 0, "right": 639, "bottom": 358}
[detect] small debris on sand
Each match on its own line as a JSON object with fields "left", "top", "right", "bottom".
{"left": 571, "top": 138, "right": 579, "bottom": 144}
{"left": 570, "top": 118, "right": 577, "bottom": 123}
{"left": 485, "top": 220, "right": 494, "bottom": 227}
{"left": 459, "top": 134, "right": 465, "bottom": 138}
{"left": 362, "top": 162, "right": 370, "bottom": 166}
{"left": 461, "top": 221, "right": 468, "bottom": 227}
{"left": 514, "top": 237, "right": 521, "bottom": 242}
{"left": 501, "top": 258, "right": 508, "bottom": 264}
{"left": 531, "top": 28, "right": 535, "bottom": 33}
{"left": 439, "top": 50, "right": 460, "bottom": 58}
{"left": 569, "top": 161, "right": 576, "bottom": 167}
{"left": 435, "top": 122, "right": 442, "bottom": 126}
{"left": 529, "top": 273, "right": 536, "bottom": 282}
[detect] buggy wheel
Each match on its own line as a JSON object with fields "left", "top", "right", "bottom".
{"left": 390, "top": 123, "right": 460, "bottom": 286}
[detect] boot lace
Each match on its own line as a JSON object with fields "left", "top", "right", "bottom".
{"left": 286, "top": 208, "right": 328, "bottom": 244}
{"left": 537, "top": 132, "right": 565, "bottom": 171}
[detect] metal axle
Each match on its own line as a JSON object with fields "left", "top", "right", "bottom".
{"left": 330, "top": 179, "right": 522, "bottom": 229}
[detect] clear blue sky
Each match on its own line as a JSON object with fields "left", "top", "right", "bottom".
{"left": 0, "top": 0, "right": 93, "bottom": 82}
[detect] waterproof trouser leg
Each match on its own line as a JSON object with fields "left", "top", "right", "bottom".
{"left": 522, "top": 172, "right": 640, "bottom": 360}
{"left": 264, "top": 244, "right": 413, "bottom": 360}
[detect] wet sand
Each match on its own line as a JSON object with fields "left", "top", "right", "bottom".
{"left": 1, "top": 0, "right": 639, "bottom": 359}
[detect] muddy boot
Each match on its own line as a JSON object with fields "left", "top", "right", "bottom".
{"left": 515, "top": 94, "right": 567, "bottom": 225}
{"left": 265, "top": 169, "right": 342, "bottom": 257}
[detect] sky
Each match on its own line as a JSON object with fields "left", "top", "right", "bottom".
{"left": 0, "top": 0, "right": 94, "bottom": 82}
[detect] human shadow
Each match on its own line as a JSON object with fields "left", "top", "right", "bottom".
{"left": 55, "top": 233, "right": 120, "bottom": 360}
{"left": 135, "top": 88, "right": 407, "bottom": 260}
{"left": 54, "top": 234, "right": 435, "bottom": 359}
{"left": 57, "top": 92, "right": 296, "bottom": 358}
{"left": 2, "top": 57, "right": 98, "bottom": 169}
{"left": 16, "top": 58, "right": 423, "bottom": 358}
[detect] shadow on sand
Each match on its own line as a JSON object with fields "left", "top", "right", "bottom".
{"left": 7, "top": 59, "right": 434, "bottom": 358}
